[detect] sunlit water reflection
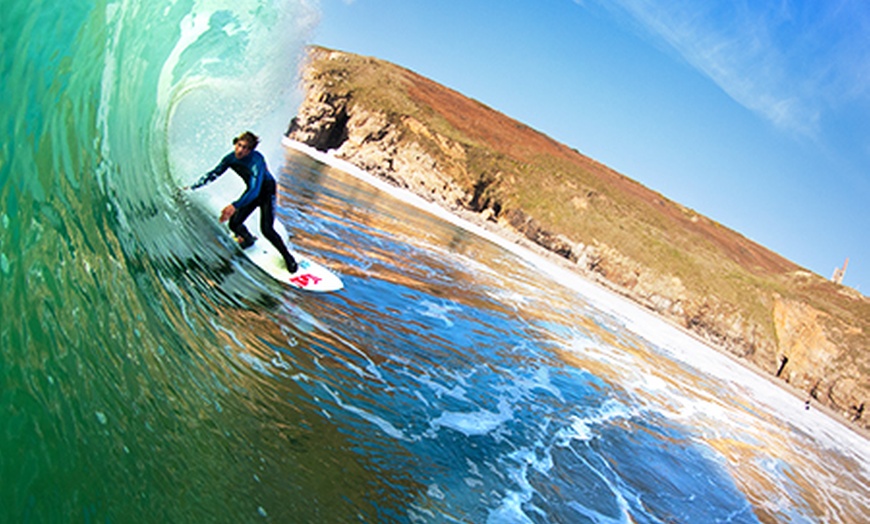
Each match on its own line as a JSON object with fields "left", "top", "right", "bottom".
{"left": 229, "top": 147, "right": 868, "bottom": 523}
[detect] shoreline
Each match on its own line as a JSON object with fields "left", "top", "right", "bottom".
{"left": 281, "top": 137, "right": 869, "bottom": 442}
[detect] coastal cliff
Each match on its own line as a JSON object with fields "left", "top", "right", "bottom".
{"left": 288, "top": 47, "right": 869, "bottom": 430}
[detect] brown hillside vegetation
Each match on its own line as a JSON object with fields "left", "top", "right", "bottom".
{"left": 288, "top": 46, "right": 868, "bottom": 430}
{"left": 406, "top": 69, "right": 800, "bottom": 276}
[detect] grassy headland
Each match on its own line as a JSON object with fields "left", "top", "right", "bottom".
{"left": 288, "top": 46, "right": 869, "bottom": 430}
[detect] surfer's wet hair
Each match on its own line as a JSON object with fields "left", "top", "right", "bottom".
{"left": 233, "top": 131, "right": 260, "bottom": 149}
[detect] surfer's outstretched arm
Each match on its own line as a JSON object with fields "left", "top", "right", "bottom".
{"left": 190, "top": 153, "right": 233, "bottom": 190}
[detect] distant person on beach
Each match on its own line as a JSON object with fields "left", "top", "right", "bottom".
{"left": 189, "top": 131, "right": 297, "bottom": 273}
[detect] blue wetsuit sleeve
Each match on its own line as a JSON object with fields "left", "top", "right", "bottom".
{"left": 232, "top": 152, "right": 268, "bottom": 209}
{"left": 191, "top": 153, "right": 233, "bottom": 190}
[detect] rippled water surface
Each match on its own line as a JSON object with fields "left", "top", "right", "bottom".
{"left": 2, "top": 0, "right": 868, "bottom": 522}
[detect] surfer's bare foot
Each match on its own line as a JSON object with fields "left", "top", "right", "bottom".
{"left": 237, "top": 235, "right": 256, "bottom": 249}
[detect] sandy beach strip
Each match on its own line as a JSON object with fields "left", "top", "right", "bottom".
{"left": 280, "top": 136, "right": 870, "bottom": 446}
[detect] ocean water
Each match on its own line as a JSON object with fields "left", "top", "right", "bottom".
{"left": 2, "top": 1, "right": 868, "bottom": 522}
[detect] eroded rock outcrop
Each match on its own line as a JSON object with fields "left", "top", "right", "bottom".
{"left": 288, "top": 47, "right": 869, "bottom": 430}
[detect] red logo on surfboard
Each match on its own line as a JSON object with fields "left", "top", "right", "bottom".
{"left": 290, "top": 273, "right": 322, "bottom": 287}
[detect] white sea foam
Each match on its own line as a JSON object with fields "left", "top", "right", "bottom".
{"left": 417, "top": 299, "right": 459, "bottom": 327}
{"left": 281, "top": 138, "right": 870, "bottom": 472}
{"left": 322, "top": 384, "right": 410, "bottom": 441}
{"left": 431, "top": 397, "right": 513, "bottom": 437}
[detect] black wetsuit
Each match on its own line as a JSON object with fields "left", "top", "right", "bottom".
{"left": 192, "top": 150, "right": 296, "bottom": 271}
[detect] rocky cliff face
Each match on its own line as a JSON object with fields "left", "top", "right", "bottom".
{"left": 288, "top": 63, "right": 468, "bottom": 211}
{"left": 288, "top": 47, "right": 869, "bottom": 430}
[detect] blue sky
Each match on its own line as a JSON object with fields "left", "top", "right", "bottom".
{"left": 309, "top": 0, "right": 869, "bottom": 293}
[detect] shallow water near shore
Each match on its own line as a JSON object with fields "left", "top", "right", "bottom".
{"left": 277, "top": 145, "right": 870, "bottom": 523}
{"left": 3, "top": 0, "right": 868, "bottom": 522}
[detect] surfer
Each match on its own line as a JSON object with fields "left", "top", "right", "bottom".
{"left": 189, "top": 131, "right": 298, "bottom": 273}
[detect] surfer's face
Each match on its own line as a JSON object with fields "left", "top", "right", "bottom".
{"left": 234, "top": 139, "right": 253, "bottom": 159}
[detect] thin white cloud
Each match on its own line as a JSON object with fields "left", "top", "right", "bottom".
{"left": 587, "top": 0, "right": 870, "bottom": 138}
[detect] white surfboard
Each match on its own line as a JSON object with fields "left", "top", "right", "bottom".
{"left": 187, "top": 162, "right": 344, "bottom": 293}
{"left": 236, "top": 209, "right": 344, "bottom": 292}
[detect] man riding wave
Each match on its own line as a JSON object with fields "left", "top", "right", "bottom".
{"left": 189, "top": 131, "right": 298, "bottom": 273}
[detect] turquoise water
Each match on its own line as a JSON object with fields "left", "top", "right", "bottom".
{"left": 3, "top": 1, "right": 869, "bottom": 522}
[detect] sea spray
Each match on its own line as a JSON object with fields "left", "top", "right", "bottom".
{"left": 2, "top": 1, "right": 321, "bottom": 520}
{"left": 3, "top": 1, "right": 869, "bottom": 522}
{"left": 163, "top": 0, "right": 318, "bottom": 182}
